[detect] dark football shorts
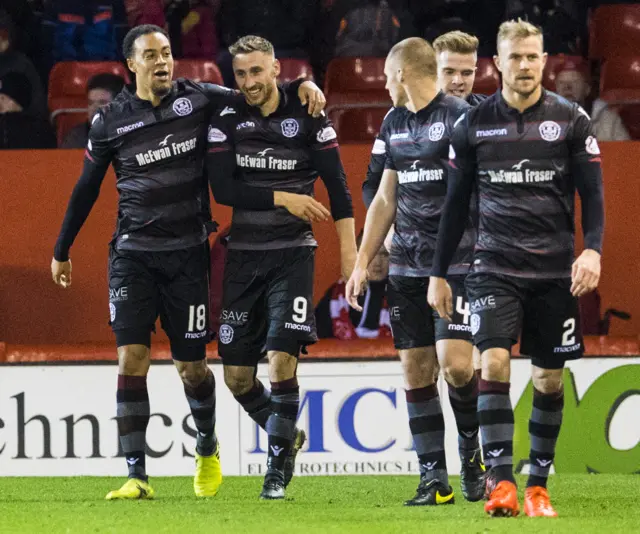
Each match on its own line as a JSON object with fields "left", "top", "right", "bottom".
{"left": 465, "top": 272, "right": 583, "bottom": 369}
{"left": 217, "top": 246, "right": 317, "bottom": 366}
{"left": 387, "top": 275, "right": 472, "bottom": 350}
{"left": 108, "top": 242, "right": 211, "bottom": 356}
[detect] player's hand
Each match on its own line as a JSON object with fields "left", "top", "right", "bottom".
{"left": 274, "top": 191, "right": 330, "bottom": 222}
{"left": 346, "top": 265, "right": 368, "bottom": 311}
{"left": 298, "top": 81, "right": 326, "bottom": 118}
{"left": 427, "top": 276, "right": 453, "bottom": 321}
{"left": 51, "top": 258, "right": 72, "bottom": 288}
{"left": 571, "top": 249, "right": 601, "bottom": 297}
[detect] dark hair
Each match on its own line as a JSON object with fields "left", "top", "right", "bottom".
{"left": 87, "top": 73, "right": 125, "bottom": 97}
{"left": 122, "top": 24, "right": 169, "bottom": 59}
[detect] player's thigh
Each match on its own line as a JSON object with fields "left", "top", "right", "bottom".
{"left": 265, "top": 247, "right": 317, "bottom": 356}
{"left": 108, "top": 247, "right": 159, "bottom": 347}
{"left": 465, "top": 273, "right": 524, "bottom": 353}
{"left": 217, "top": 249, "right": 269, "bottom": 366}
{"left": 521, "top": 279, "right": 583, "bottom": 369}
{"left": 159, "top": 244, "right": 211, "bottom": 350}
{"left": 387, "top": 275, "right": 435, "bottom": 350}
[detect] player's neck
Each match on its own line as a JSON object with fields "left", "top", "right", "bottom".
{"left": 136, "top": 86, "right": 163, "bottom": 107}
{"left": 404, "top": 80, "right": 438, "bottom": 114}
{"left": 501, "top": 85, "right": 543, "bottom": 113}
{"left": 259, "top": 85, "right": 280, "bottom": 117}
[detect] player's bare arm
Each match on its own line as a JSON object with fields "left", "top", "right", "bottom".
{"left": 346, "top": 169, "right": 398, "bottom": 311}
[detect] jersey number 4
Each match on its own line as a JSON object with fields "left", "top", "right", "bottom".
{"left": 456, "top": 297, "right": 470, "bottom": 325}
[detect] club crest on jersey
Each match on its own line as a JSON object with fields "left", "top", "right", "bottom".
{"left": 585, "top": 135, "right": 601, "bottom": 155}
{"left": 539, "top": 120, "right": 561, "bottom": 142}
{"left": 219, "top": 324, "right": 234, "bottom": 344}
{"left": 428, "top": 122, "right": 445, "bottom": 142}
{"left": 470, "top": 314, "right": 480, "bottom": 336}
{"left": 172, "top": 97, "right": 193, "bottom": 117}
{"left": 281, "top": 118, "right": 299, "bottom": 138}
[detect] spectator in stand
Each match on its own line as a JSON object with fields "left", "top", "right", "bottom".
{"left": 0, "top": 9, "right": 47, "bottom": 117}
{"left": 124, "top": 0, "right": 166, "bottom": 27}
{"left": 217, "top": 0, "right": 318, "bottom": 86}
{"left": 316, "top": 233, "right": 391, "bottom": 340}
{"left": 554, "top": 58, "right": 630, "bottom": 141}
{"left": 125, "top": 0, "right": 220, "bottom": 59}
{"left": 60, "top": 73, "right": 125, "bottom": 148}
{"left": 0, "top": 72, "right": 56, "bottom": 149}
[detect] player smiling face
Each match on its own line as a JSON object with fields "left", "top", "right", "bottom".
{"left": 128, "top": 32, "right": 174, "bottom": 99}
{"left": 437, "top": 51, "right": 477, "bottom": 99}
{"left": 496, "top": 34, "right": 547, "bottom": 99}
{"left": 233, "top": 50, "right": 281, "bottom": 108}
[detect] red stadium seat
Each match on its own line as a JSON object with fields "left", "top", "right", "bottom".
{"left": 333, "top": 106, "right": 390, "bottom": 143}
{"left": 473, "top": 58, "right": 500, "bottom": 95}
{"left": 55, "top": 111, "right": 87, "bottom": 146}
{"left": 278, "top": 58, "right": 314, "bottom": 83}
{"left": 324, "top": 57, "right": 390, "bottom": 110}
{"left": 543, "top": 55, "right": 585, "bottom": 90}
{"left": 619, "top": 105, "right": 640, "bottom": 140}
{"left": 589, "top": 4, "right": 640, "bottom": 60}
{"left": 173, "top": 59, "right": 223, "bottom": 85}
{"left": 48, "top": 61, "right": 130, "bottom": 113}
{"left": 599, "top": 57, "right": 640, "bottom": 103}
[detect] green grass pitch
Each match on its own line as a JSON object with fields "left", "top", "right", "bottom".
{"left": 0, "top": 475, "right": 638, "bottom": 533}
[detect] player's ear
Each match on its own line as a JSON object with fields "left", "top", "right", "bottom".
{"left": 493, "top": 54, "right": 502, "bottom": 73}
{"left": 541, "top": 52, "right": 548, "bottom": 71}
{"left": 127, "top": 57, "right": 137, "bottom": 75}
{"left": 273, "top": 58, "right": 281, "bottom": 78}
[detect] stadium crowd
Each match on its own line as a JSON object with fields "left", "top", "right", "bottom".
{"left": 0, "top": 0, "right": 638, "bottom": 148}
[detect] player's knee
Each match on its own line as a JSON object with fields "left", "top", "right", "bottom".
{"left": 481, "top": 347, "right": 511, "bottom": 382}
{"left": 531, "top": 366, "right": 564, "bottom": 394}
{"left": 117, "top": 344, "right": 150, "bottom": 375}
{"left": 223, "top": 366, "right": 255, "bottom": 396}
{"left": 442, "top": 360, "right": 473, "bottom": 387}
{"left": 267, "top": 351, "right": 297, "bottom": 382}
{"left": 175, "top": 359, "right": 208, "bottom": 388}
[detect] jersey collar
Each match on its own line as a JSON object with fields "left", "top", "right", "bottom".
{"left": 124, "top": 82, "right": 179, "bottom": 110}
{"left": 497, "top": 87, "right": 547, "bottom": 116}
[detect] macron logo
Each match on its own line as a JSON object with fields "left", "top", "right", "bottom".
{"left": 220, "top": 106, "right": 236, "bottom": 116}
{"left": 476, "top": 128, "right": 508, "bottom": 138}
{"left": 537, "top": 459, "right": 552, "bottom": 467}
{"left": 422, "top": 461, "right": 438, "bottom": 471}
{"left": 116, "top": 121, "right": 144, "bottom": 135}
{"left": 126, "top": 457, "right": 139, "bottom": 466}
{"left": 486, "top": 449, "right": 504, "bottom": 458}
{"left": 270, "top": 445, "right": 284, "bottom": 457}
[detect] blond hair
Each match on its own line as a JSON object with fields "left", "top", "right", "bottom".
{"left": 497, "top": 19, "right": 543, "bottom": 47}
{"left": 388, "top": 37, "right": 437, "bottom": 79}
{"left": 433, "top": 31, "right": 479, "bottom": 55}
{"left": 229, "top": 35, "right": 274, "bottom": 57}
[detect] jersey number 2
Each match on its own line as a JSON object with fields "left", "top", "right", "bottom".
{"left": 562, "top": 318, "right": 576, "bottom": 346}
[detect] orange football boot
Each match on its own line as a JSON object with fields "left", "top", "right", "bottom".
{"left": 524, "top": 486, "right": 558, "bottom": 517}
{"left": 484, "top": 480, "right": 520, "bottom": 517}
